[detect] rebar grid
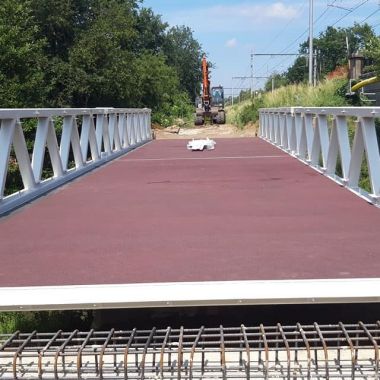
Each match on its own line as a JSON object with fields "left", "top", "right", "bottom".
{"left": 1, "top": 323, "right": 380, "bottom": 379}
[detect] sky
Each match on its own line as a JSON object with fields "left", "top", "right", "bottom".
{"left": 143, "top": 0, "right": 380, "bottom": 94}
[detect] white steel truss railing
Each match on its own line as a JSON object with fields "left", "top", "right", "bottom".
{"left": 259, "top": 107, "right": 380, "bottom": 205}
{"left": 0, "top": 108, "right": 151, "bottom": 215}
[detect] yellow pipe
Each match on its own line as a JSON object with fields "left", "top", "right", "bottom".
{"left": 351, "top": 76, "right": 380, "bottom": 92}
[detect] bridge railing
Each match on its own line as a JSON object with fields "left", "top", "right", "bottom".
{"left": 0, "top": 108, "right": 151, "bottom": 215}
{"left": 259, "top": 107, "right": 380, "bottom": 205}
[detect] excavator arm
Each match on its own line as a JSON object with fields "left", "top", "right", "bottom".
{"left": 201, "top": 56, "right": 211, "bottom": 110}
{"left": 194, "top": 55, "right": 226, "bottom": 125}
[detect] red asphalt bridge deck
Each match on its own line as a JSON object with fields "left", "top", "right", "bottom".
{"left": 1, "top": 138, "right": 380, "bottom": 309}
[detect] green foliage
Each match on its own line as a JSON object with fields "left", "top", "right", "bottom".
{"left": 365, "top": 36, "right": 380, "bottom": 76}
{"left": 0, "top": 0, "right": 46, "bottom": 107}
{"left": 236, "top": 98, "right": 264, "bottom": 127}
{"left": 264, "top": 73, "right": 288, "bottom": 92}
{"left": 0, "top": 311, "right": 92, "bottom": 334}
{"left": 286, "top": 56, "right": 307, "bottom": 84}
{"left": 152, "top": 92, "right": 194, "bottom": 127}
{"left": 163, "top": 26, "right": 203, "bottom": 101}
{"left": 285, "top": 23, "right": 377, "bottom": 84}
{"left": 0, "top": 0, "right": 203, "bottom": 111}
{"left": 231, "top": 78, "right": 350, "bottom": 127}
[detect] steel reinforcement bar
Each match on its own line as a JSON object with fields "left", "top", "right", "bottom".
{"left": 259, "top": 107, "right": 380, "bottom": 206}
{"left": 0, "top": 108, "right": 152, "bottom": 215}
{"left": 1, "top": 323, "right": 380, "bottom": 379}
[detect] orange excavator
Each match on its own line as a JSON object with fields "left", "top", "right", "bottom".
{"left": 194, "top": 56, "right": 226, "bottom": 125}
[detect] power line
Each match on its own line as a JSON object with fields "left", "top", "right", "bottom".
{"left": 255, "top": 0, "right": 338, "bottom": 77}
{"left": 361, "top": 7, "right": 380, "bottom": 22}
{"left": 330, "top": 0, "right": 371, "bottom": 27}
{"left": 262, "top": 0, "right": 372, "bottom": 78}
{"left": 280, "top": 1, "right": 336, "bottom": 54}
{"left": 261, "top": 2, "right": 307, "bottom": 55}
{"left": 252, "top": 2, "right": 307, "bottom": 79}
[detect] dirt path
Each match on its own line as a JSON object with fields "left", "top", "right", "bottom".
{"left": 153, "top": 123, "right": 257, "bottom": 140}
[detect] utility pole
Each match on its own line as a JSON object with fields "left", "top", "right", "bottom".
{"left": 250, "top": 51, "right": 254, "bottom": 98}
{"left": 309, "top": 0, "right": 314, "bottom": 86}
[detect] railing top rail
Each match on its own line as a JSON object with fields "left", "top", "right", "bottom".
{"left": 0, "top": 107, "right": 151, "bottom": 119}
{"left": 259, "top": 106, "right": 380, "bottom": 118}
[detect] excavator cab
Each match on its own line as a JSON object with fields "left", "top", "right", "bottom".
{"left": 211, "top": 87, "right": 224, "bottom": 108}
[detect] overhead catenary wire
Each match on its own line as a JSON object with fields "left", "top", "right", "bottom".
{"left": 259, "top": 0, "right": 374, "bottom": 80}
{"left": 330, "top": 0, "right": 371, "bottom": 27}
{"left": 255, "top": 0, "right": 338, "bottom": 78}
{"left": 255, "top": 2, "right": 307, "bottom": 74}
{"left": 361, "top": 6, "right": 380, "bottom": 22}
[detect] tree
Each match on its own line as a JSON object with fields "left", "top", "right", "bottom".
{"left": 0, "top": 0, "right": 203, "bottom": 112}
{"left": 365, "top": 37, "right": 380, "bottom": 76}
{"left": 283, "top": 23, "right": 377, "bottom": 84}
{"left": 285, "top": 56, "right": 308, "bottom": 83}
{"left": 134, "top": 8, "right": 168, "bottom": 54}
{"left": 67, "top": 0, "right": 138, "bottom": 107}
{"left": 0, "top": 0, "right": 46, "bottom": 107}
{"left": 134, "top": 53, "right": 180, "bottom": 109}
{"left": 297, "top": 23, "right": 376, "bottom": 79}
{"left": 264, "top": 73, "right": 288, "bottom": 92}
{"left": 30, "top": 0, "right": 95, "bottom": 58}
{"left": 163, "top": 26, "right": 203, "bottom": 100}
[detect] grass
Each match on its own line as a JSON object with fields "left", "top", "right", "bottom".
{"left": 227, "top": 78, "right": 350, "bottom": 128}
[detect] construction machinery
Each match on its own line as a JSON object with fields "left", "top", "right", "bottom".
{"left": 194, "top": 56, "right": 226, "bottom": 125}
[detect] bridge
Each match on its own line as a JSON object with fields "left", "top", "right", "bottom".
{"left": 0, "top": 106, "right": 380, "bottom": 310}
{"left": 1, "top": 106, "right": 380, "bottom": 379}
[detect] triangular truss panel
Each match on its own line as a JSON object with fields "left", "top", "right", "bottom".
{"left": 259, "top": 106, "right": 380, "bottom": 205}
{"left": 0, "top": 108, "right": 152, "bottom": 215}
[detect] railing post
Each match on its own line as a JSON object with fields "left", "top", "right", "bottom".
{"left": 81, "top": 114, "right": 100, "bottom": 162}
{"left": 128, "top": 113, "right": 136, "bottom": 146}
{"left": 0, "top": 119, "right": 16, "bottom": 199}
{"left": 294, "top": 111, "right": 303, "bottom": 157}
{"left": 298, "top": 112, "right": 313, "bottom": 161}
{"left": 137, "top": 113, "right": 142, "bottom": 143}
{"left": 274, "top": 112, "right": 281, "bottom": 146}
{"left": 13, "top": 121, "right": 36, "bottom": 191}
{"left": 279, "top": 112, "right": 286, "bottom": 148}
{"left": 285, "top": 112, "right": 293, "bottom": 151}
{"left": 348, "top": 117, "right": 380, "bottom": 197}
{"left": 361, "top": 117, "right": 380, "bottom": 198}
{"left": 326, "top": 115, "right": 351, "bottom": 181}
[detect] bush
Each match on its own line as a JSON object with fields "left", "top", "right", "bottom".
{"left": 152, "top": 92, "right": 194, "bottom": 127}
{"left": 237, "top": 98, "right": 264, "bottom": 126}
{"left": 0, "top": 311, "right": 93, "bottom": 334}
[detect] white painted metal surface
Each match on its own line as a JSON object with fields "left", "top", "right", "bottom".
{"left": 0, "top": 278, "right": 379, "bottom": 311}
{"left": 187, "top": 138, "right": 216, "bottom": 151}
{"left": 0, "top": 108, "right": 151, "bottom": 215}
{"left": 259, "top": 107, "right": 380, "bottom": 205}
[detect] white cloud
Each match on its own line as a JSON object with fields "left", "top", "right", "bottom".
{"left": 166, "top": 2, "right": 301, "bottom": 33}
{"left": 225, "top": 38, "right": 238, "bottom": 48}
{"left": 213, "top": 2, "right": 299, "bottom": 21}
